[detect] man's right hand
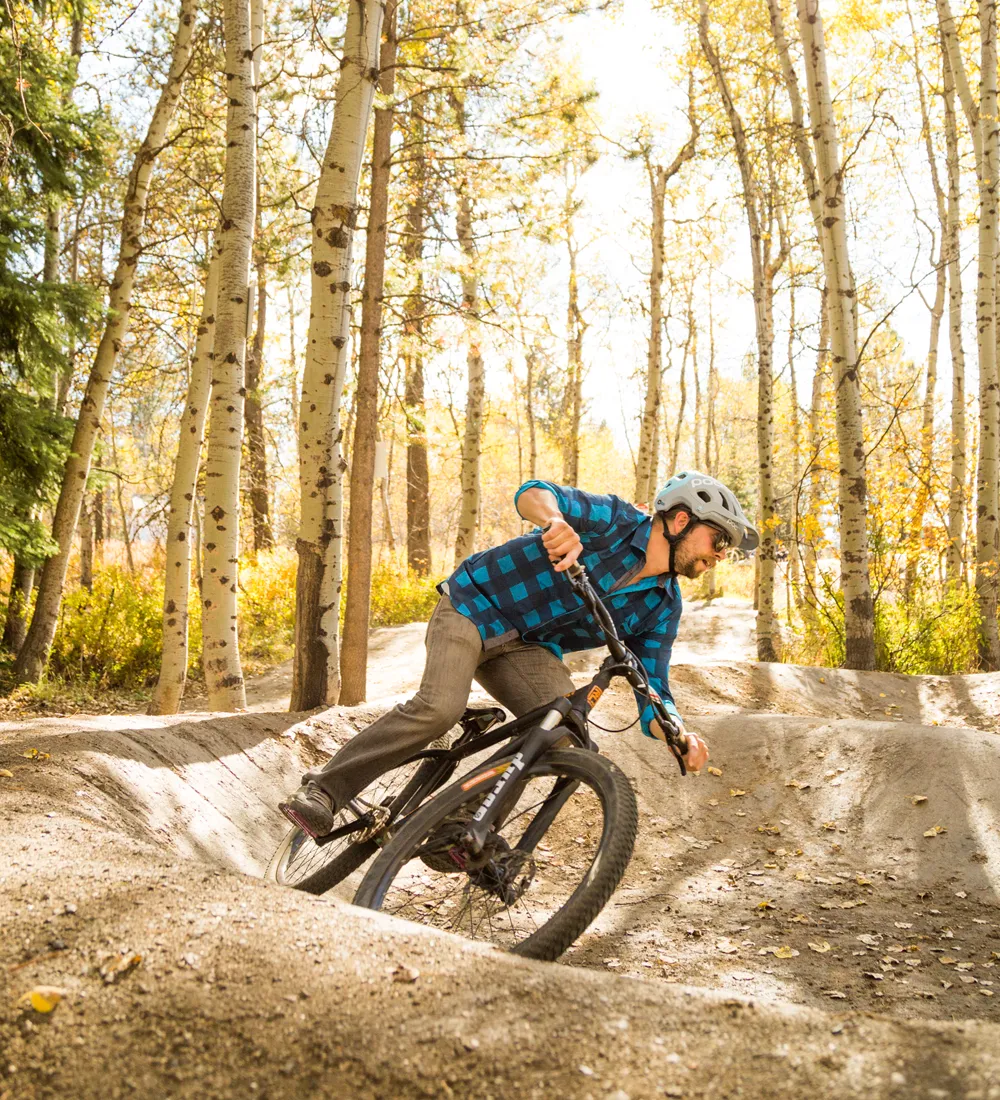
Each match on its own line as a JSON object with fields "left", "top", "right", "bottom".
{"left": 542, "top": 518, "right": 583, "bottom": 572}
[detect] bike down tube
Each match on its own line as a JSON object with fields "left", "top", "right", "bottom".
{"left": 462, "top": 697, "right": 573, "bottom": 854}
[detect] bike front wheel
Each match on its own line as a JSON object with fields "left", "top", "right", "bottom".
{"left": 352, "top": 748, "right": 638, "bottom": 961}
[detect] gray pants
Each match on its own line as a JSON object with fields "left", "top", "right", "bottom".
{"left": 304, "top": 595, "right": 574, "bottom": 809}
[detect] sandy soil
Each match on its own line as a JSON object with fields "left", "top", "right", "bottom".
{"left": 2, "top": 597, "right": 999, "bottom": 1098}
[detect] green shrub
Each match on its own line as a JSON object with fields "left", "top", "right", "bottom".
{"left": 49, "top": 565, "right": 164, "bottom": 688}
{"left": 368, "top": 561, "right": 442, "bottom": 628}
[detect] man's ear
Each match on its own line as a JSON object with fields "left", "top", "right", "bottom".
{"left": 669, "top": 509, "right": 691, "bottom": 534}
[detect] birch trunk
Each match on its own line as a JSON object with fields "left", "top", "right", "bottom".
{"left": 563, "top": 215, "right": 585, "bottom": 486}
{"left": 526, "top": 345, "right": 538, "bottom": 480}
{"left": 201, "top": 0, "right": 258, "bottom": 710}
{"left": 937, "top": 0, "right": 983, "bottom": 168}
{"left": 291, "top": 0, "right": 384, "bottom": 710}
{"left": 797, "top": 0, "right": 876, "bottom": 670}
{"left": 943, "top": 39, "right": 968, "bottom": 584}
{"left": 905, "top": 3, "right": 947, "bottom": 601}
{"left": 453, "top": 84, "right": 485, "bottom": 565}
{"left": 149, "top": 241, "right": 221, "bottom": 715}
{"left": 245, "top": 253, "right": 274, "bottom": 552}
{"left": 975, "top": 0, "right": 1000, "bottom": 667}
{"left": 636, "top": 167, "right": 665, "bottom": 504}
{"left": 700, "top": 1, "right": 786, "bottom": 662}
{"left": 803, "top": 291, "right": 828, "bottom": 623}
{"left": 670, "top": 298, "right": 691, "bottom": 473}
{"left": 1, "top": 564, "right": 34, "bottom": 653}
{"left": 403, "top": 99, "right": 431, "bottom": 576}
{"left": 341, "top": 0, "right": 397, "bottom": 706}
{"left": 12, "top": 0, "right": 197, "bottom": 685}
{"left": 78, "top": 505, "right": 94, "bottom": 592}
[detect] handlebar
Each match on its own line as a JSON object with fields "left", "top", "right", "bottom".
{"left": 564, "top": 562, "right": 690, "bottom": 774}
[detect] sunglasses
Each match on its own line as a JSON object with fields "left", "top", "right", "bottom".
{"left": 701, "top": 522, "right": 732, "bottom": 553}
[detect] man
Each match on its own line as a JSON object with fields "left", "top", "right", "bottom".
{"left": 280, "top": 471, "right": 759, "bottom": 838}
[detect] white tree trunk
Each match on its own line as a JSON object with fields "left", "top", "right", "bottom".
{"left": 291, "top": 0, "right": 384, "bottom": 709}
{"left": 636, "top": 165, "right": 666, "bottom": 505}
{"left": 976, "top": 0, "right": 1000, "bottom": 666}
{"left": 797, "top": 0, "right": 875, "bottom": 670}
{"left": 942, "top": 38, "right": 968, "bottom": 584}
{"left": 150, "top": 241, "right": 221, "bottom": 715}
{"left": 201, "top": 0, "right": 259, "bottom": 710}
{"left": 13, "top": 0, "right": 198, "bottom": 685}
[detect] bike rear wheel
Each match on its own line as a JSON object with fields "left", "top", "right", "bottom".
{"left": 352, "top": 748, "right": 638, "bottom": 961}
{"left": 265, "top": 747, "right": 445, "bottom": 895}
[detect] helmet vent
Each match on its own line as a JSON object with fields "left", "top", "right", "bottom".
{"left": 721, "top": 496, "right": 732, "bottom": 511}
{"left": 697, "top": 490, "right": 712, "bottom": 503}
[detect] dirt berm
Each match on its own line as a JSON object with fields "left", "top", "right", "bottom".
{"left": 2, "top": 654, "right": 1000, "bottom": 1099}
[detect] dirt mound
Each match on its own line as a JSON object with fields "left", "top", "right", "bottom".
{"left": 2, "top": 653, "right": 1000, "bottom": 1097}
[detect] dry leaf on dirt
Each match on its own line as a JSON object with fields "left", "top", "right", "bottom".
{"left": 789, "top": 914, "right": 810, "bottom": 923}
{"left": 390, "top": 965, "right": 420, "bottom": 983}
{"left": 21, "top": 748, "right": 50, "bottom": 761}
{"left": 707, "top": 766, "right": 723, "bottom": 777}
{"left": 18, "top": 987, "right": 66, "bottom": 1013}
{"left": 99, "top": 953, "right": 142, "bottom": 984}
{"left": 823, "top": 989, "right": 846, "bottom": 999}
{"left": 0, "top": 769, "right": 13, "bottom": 778}
{"left": 715, "top": 939, "right": 739, "bottom": 954}
{"left": 772, "top": 945, "right": 799, "bottom": 959}
{"left": 911, "top": 795, "right": 927, "bottom": 805}
{"left": 756, "top": 899, "right": 776, "bottom": 911}
{"left": 808, "top": 941, "right": 831, "bottom": 953}
{"left": 923, "top": 825, "right": 947, "bottom": 837}
{"left": 730, "top": 789, "right": 746, "bottom": 798}
{"left": 821, "top": 821, "right": 837, "bottom": 831}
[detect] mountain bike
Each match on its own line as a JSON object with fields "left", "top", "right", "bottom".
{"left": 266, "top": 563, "right": 689, "bottom": 960}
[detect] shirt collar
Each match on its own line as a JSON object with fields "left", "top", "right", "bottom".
{"left": 630, "top": 514, "right": 676, "bottom": 590}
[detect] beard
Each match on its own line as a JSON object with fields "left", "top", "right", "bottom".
{"left": 673, "top": 536, "right": 714, "bottom": 579}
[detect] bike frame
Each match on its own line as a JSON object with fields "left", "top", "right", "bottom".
{"left": 312, "top": 564, "right": 687, "bottom": 854}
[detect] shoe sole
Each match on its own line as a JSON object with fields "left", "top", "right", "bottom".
{"left": 278, "top": 802, "right": 330, "bottom": 841}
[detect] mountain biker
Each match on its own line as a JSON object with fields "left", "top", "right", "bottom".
{"left": 279, "top": 471, "right": 759, "bottom": 839}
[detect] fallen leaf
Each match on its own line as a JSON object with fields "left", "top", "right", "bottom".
{"left": 730, "top": 789, "right": 746, "bottom": 798}
{"left": 839, "top": 901, "right": 864, "bottom": 909}
{"left": 863, "top": 972, "right": 884, "bottom": 981}
{"left": 0, "top": 769, "right": 13, "bottom": 778}
{"left": 708, "top": 799, "right": 719, "bottom": 806}
{"left": 715, "top": 939, "right": 739, "bottom": 954}
{"left": 893, "top": 922, "right": 913, "bottom": 929}
{"left": 821, "top": 821, "right": 837, "bottom": 831}
{"left": 923, "top": 825, "right": 947, "bottom": 838}
{"left": 808, "top": 941, "right": 831, "bottom": 953}
{"left": 757, "top": 899, "right": 776, "bottom": 911}
{"left": 823, "top": 990, "right": 847, "bottom": 999}
{"left": 99, "top": 953, "right": 142, "bottom": 984}
{"left": 856, "top": 934, "right": 879, "bottom": 946}
{"left": 18, "top": 987, "right": 66, "bottom": 1013}
{"left": 939, "top": 957, "right": 957, "bottom": 965}
{"left": 819, "top": 677, "right": 826, "bottom": 683}
{"left": 911, "top": 795, "right": 927, "bottom": 806}
{"left": 856, "top": 876, "right": 872, "bottom": 886}
{"left": 981, "top": 989, "right": 995, "bottom": 997}
{"left": 21, "top": 749, "right": 50, "bottom": 761}
{"left": 789, "top": 914, "right": 811, "bottom": 924}
{"left": 390, "top": 965, "right": 420, "bottom": 984}
{"left": 955, "top": 891, "right": 967, "bottom": 899}
{"left": 707, "top": 766, "right": 723, "bottom": 777}
{"left": 757, "top": 824, "right": 781, "bottom": 835}
{"left": 773, "top": 945, "right": 799, "bottom": 959}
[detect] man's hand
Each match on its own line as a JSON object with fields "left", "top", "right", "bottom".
{"left": 542, "top": 518, "right": 583, "bottom": 572}
{"left": 650, "top": 720, "right": 709, "bottom": 773}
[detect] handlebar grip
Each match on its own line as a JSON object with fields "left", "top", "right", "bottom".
{"left": 565, "top": 561, "right": 585, "bottom": 578}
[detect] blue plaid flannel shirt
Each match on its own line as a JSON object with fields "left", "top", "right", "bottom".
{"left": 438, "top": 480, "right": 683, "bottom": 738}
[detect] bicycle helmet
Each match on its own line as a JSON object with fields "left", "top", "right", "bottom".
{"left": 653, "top": 471, "right": 759, "bottom": 572}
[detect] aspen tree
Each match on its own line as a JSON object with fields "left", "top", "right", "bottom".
{"left": 291, "top": 0, "right": 384, "bottom": 710}
{"left": 200, "top": 0, "right": 259, "bottom": 711}
{"left": 700, "top": 0, "right": 787, "bottom": 662}
{"left": 942, "top": 38, "right": 967, "bottom": 583}
{"left": 341, "top": 0, "right": 398, "bottom": 706}
{"left": 245, "top": 208, "right": 274, "bottom": 552}
{"left": 634, "top": 102, "right": 697, "bottom": 506}
{"left": 796, "top": 0, "right": 876, "bottom": 671}
{"left": 150, "top": 241, "right": 221, "bottom": 716}
{"left": 904, "top": 2, "right": 947, "bottom": 601}
{"left": 562, "top": 175, "right": 586, "bottom": 486}
{"left": 453, "top": 86, "right": 485, "bottom": 566}
{"left": 975, "top": 0, "right": 1000, "bottom": 667}
{"left": 403, "top": 98, "right": 431, "bottom": 576}
{"left": 13, "top": 0, "right": 198, "bottom": 685}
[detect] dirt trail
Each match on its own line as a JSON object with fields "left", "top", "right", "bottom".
{"left": 2, "top": 598, "right": 1000, "bottom": 1098}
